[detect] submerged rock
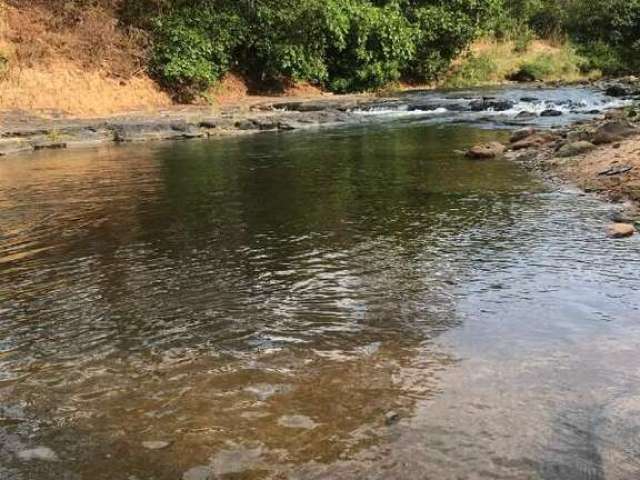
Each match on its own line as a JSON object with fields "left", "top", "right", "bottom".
{"left": 556, "top": 141, "right": 596, "bottom": 158}
{"left": 142, "top": 441, "right": 172, "bottom": 450}
{"left": 541, "top": 109, "right": 563, "bottom": 117}
{"left": 607, "top": 223, "right": 636, "bottom": 238}
{"left": 465, "top": 142, "right": 506, "bottom": 159}
{"left": 278, "top": 415, "right": 318, "bottom": 430}
{"left": 182, "top": 466, "right": 212, "bottom": 480}
{"left": 16, "top": 447, "right": 59, "bottom": 462}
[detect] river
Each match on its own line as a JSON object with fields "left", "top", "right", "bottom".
{"left": 1, "top": 87, "right": 639, "bottom": 479}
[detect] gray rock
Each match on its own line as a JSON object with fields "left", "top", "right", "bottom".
{"left": 515, "top": 111, "right": 537, "bottom": 120}
{"left": 510, "top": 128, "right": 536, "bottom": 143}
{"left": 541, "top": 109, "right": 563, "bottom": 117}
{"left": 111, "top": 121, "right": 204, "bottom": 142}
{"left": 470, "top": 99, "right": 514, "bottom": 112}
{"left": 30, "top": 138, "right": 67, "bottom": 150}
{"left": 17, "top": 447, "right": 59, "bottom": 462}
{"left": 556, "top": 141, "right": 596, "bottom": 157}
{"left": 593, "top": 120, "right": 637, "bottom": 145}
{"left": 605, "top": 85, "right": 630, "bottom": 97}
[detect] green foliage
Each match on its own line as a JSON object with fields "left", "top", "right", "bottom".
{"left": 143, "top": 0, "right": 502, "bottom": 96}
{"left": 516, "top": 54, "right": 554, "bottom": 80}
{"left": 130, "top": 0, "right": 640, "bottom": 97}
{"left": 408, "top": 5, "right": 476, "bottom": 80}
{"left": 151, "top": 6, "right": 244, "bottom": 100}
{"left": 576, "top": 41, "right": 626, "bottom": 76}
{"left": 566, "top": 0, "right": 640, "bottom": 75}
{"left": 326, "top": 1, "right": 416, "bottom": 92}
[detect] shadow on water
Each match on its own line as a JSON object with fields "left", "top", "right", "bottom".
{"left": 0, "top": 100, "right": 639, "bottom": 479}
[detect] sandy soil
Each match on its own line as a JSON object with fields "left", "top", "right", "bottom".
{"left": 559, "top": 136, "right": 640, "bottom": 206}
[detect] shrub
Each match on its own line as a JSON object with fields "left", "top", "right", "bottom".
{"left": 326, "top": 1, "right": 415, "bottom": 93}
{"left": 576, "top": 41, "right": 626, "bottom": 76}
{"left": 151, "top": 6, "right": 244, "bottom": 101}
{"left": 408, "top": 5, "right": 476, "bottom": 81}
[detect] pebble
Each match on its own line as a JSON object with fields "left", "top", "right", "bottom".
{"left": 385, "top": 411, "right": 400, "bottom": 425}
{"left": 142, "top": 441, "right": 172, "bottom": 450}
{"left": 278, "top": 415, "right": 318, "bottom": 430}
{"left": 16, "top": 447, "right": 59, "bottom": 462}
{"left": 182, "top": 466, "right": 212, "bottom": 480}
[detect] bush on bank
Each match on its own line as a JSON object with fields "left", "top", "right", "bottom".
{"left": 118, "top": 0, "right": 640, "bottom": 99}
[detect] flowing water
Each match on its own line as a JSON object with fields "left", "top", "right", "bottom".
{"left": 1, "top": 87, "right": 639, "bottom": 480}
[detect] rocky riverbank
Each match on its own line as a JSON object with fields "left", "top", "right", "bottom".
{"left": 0, "top": 79, "right": 631, "bottom": 158}
{"left": 483, "top": 110, "right": 640, "bottom": 237}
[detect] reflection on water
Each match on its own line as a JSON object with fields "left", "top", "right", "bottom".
{"left": 0, "top": 117, "right": 639, "bottom": 479}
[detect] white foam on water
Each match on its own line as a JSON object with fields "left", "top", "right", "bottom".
{"left": 352, "top": 106, "right": 448, "bottom": 117}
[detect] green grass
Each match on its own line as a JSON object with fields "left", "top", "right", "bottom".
{"left": 441, "top": 39, "right": 598, "bottom": 89}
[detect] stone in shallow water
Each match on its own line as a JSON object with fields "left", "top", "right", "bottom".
{"left": 142, "top": 441, "right": 172, "bottom": 450}
{"left": 465, "top": 142, "right": 506, "bottom": 159}
{"left": 607, "top": 223, "right": 636, "bottom": 238}
{"left": 244, "top": 383, "right": 292, "bottom": 401}
{"left": 210, "top": 446, "right": 264, "bottom": 475}
{"left": 385, "top": 411, "right": 400, "bottom": 425}
{"left": 16, "top": 447, "right": 59, "bottom": 462}
{"left": 182, "top": 466, "right": 212, "bottom": 480}
{"left": 278, "top": 415, "right": 318, "bottom": 430}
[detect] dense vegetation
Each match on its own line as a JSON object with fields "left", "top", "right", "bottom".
{"left": 111, "top": 0, "right": 640, "bottom": 99}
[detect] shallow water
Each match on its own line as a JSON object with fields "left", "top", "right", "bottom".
{"left": 1, "top": 88, "right": 640, "bottom": 480}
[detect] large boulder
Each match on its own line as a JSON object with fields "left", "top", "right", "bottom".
{"left": 592, "top": 120, "right": 637, "bottom": 145}
{"left": 556, "top": 141, "right": 596, "bottom": 158}
{"left": 465, "top": 141, "right": 506, "bottom": 159}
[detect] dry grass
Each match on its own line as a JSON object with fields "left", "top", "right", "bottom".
{"left": 0, "top": 62, "right": 171, "bottom": 116}
{"left": 0, "top": 1, "right": 170, "bottom": 116}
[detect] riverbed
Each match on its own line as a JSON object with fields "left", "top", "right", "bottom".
{"left": 1, "top": 87, "right": 639, "bottom": 480}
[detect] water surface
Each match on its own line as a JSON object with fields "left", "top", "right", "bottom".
{"left": 1, "top": 88, "right": 640, "bottom": 480}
